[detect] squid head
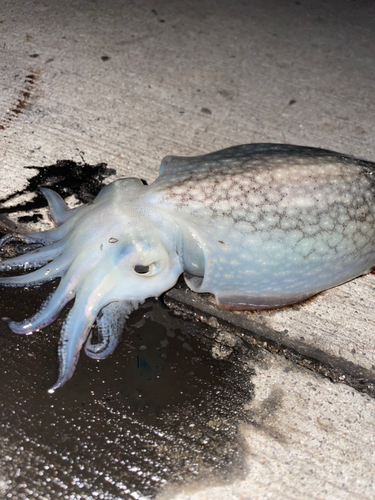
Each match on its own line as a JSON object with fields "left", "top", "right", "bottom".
{"left": 0, "top": 178, "right": 183, "bottom": 392}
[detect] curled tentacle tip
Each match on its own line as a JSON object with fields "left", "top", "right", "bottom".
{"left": 48, "top": 380, "right": 61, "bottom": 393}
{"left": 0, "top": 317, "right": 24, "bottom": 332}
{"left": 48, "top": 378, "right": 65, "bottom": 393}
{"left": 1, "top": 317, "right": 39, "bottom": 335}
{"left": 1, "top": 317, "right": 27, "bottom": 334}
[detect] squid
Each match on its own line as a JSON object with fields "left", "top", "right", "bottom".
{"left": 0, "top": 144, "right": 374, "bottom": 391}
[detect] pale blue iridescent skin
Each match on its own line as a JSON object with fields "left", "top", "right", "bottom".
{"left": 0, "top": 144, "right": 374, "bottom": 391}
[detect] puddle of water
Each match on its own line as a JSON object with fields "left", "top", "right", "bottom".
{"left": 0, "top": 281, "right": 255, "bottom": 499}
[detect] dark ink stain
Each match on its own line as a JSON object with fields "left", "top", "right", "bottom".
{"left": 201, "top": 107, "right": 212, "bottom": 115}
{"left": 0, "top": 69, "right": 40, "bottom": 130}
{"left": 0, "top": 157, "right": 258, "bottom": 497}
{"left": 29, "top": 54, "right": 39, "bottom": 58}
{"left": 289, "top": 99, "right": 296, "bottom": 105}
{"left": 248, "top": 389, "right": 287, "bottom": 442}
{"left": 18, "top": 213, "right": 44, "bottom": 224}
{"left": 0, "top": 294, "right": 255, "bottom": 499}
{"left": 101, "top": 55, "right": 110, "bottom": 61}
{"left": 218, "top": 240, "right": 225, "bottom": 244}
{"left": 0, "top": 160, "right": 116, "bottom": 219}
{"left": 252, "top": 389, "right": 284, "bottom": 421}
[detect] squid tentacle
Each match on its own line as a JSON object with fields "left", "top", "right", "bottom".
{"left": 84, "top": 300, "right": 141, "bottom": 360}
{"left": 0, "top": 253, "right": 70, "bottom": 287}
{"left": 39, "top": 187, "right": 81, "bottom": 225}
{"left": 0, "top": 209, "right": 82, "bottom": 248}
{"left": 1, "top": 249, "right": 102, "bottom": 333}
{"left": 0, "top": 240, "right": 65, "bottom": 271}
{"left": 48, "top": 290, "right": 103, "bottom": 393}
{"left": 0, "top": 233, "right": 44, "bottom": 248}
{"left": 1, "top": 283, "right": 74, "bottom": 334}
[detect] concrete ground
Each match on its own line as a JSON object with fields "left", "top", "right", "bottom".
{"left": 0, "top": 0, "right": 374, "bottom": 499}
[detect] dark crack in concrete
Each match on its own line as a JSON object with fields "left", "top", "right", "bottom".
{"left": 164, "top": 281, "right": 375, "bottom": 398}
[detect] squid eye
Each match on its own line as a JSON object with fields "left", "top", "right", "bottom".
{"left": 133, "top": 262, "right": 159, "bottom": 275}
{"left": 133, "top": 264, "right": 150, "bottom": 274}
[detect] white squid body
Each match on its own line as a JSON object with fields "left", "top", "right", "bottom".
{"left": 0, "top": 144, "right": 374, "bottom": 391}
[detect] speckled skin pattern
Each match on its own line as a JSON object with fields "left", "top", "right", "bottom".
{"left": 0, "top": 144, "right": 374, "bottom": 390}
{"left": 152, "top": 144, "right": 375, "bottom": 308}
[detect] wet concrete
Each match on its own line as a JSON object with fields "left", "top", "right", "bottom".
{"left": 0, "top": 281, "right": 256, "bottom": 499}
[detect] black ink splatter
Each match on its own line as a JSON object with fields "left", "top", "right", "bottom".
{"left": 0, "top": 160, "right": 116, "bottom": 217}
